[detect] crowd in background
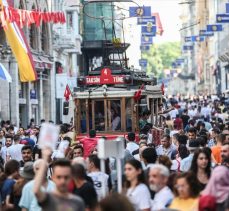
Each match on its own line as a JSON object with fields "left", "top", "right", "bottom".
{"left": 0, "top": 95, "right": 228, "bottom": 211}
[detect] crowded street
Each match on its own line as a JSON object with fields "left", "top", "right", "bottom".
{"left": 0, "top": 0, "right": 229, "bottom": 211}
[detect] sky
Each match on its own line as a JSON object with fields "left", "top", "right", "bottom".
{"left": 141, "top": 0, "right": 181, "bottom": 43}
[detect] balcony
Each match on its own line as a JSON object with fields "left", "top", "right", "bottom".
{"left": 53, "top": 27, "right": 82, "bottom": 54}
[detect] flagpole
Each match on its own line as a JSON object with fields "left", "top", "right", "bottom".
{"left": 8, "top": 58, "right": 11, "bottom": 122}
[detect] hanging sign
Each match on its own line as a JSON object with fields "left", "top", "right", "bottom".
{"left": 85, "top": 68, "right": 125, "bottom": 85}
{"left": 140, "top": 45, "right": 150, "bottom": 51}
{"left": 141, "top": 36, "right": 153, "bottom": 45}
{"left": 199, "top": 30, "right": 214, "bottom": 37}
{"left": 129, "top": 6, "right": 151, "bottom": 17}
{"left": 226, "top": 3, "right": 229, "bottom": 13}
{"left": 216, "top": 14, "right": 229, "bottom": 23}
{"left": 137, "top": 16, "right": 156, "bottom": 25}
{"left": 183, "top": 45, "right": 194, "bottom": 51}
{"left": 207, "top": 24, "right": 223, "bottom": 32}
{"left": 139, "top": 59, "right": 148, "bottom": 67}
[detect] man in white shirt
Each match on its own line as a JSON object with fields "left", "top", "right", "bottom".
{"left": 156, "top": 135, "right": 177, "bottom": 159}
{"left": 7, "top": 135, "right": 24, "bottom": 161}
{"left": 126, "top": 132, "right": 139, "bottom": 154}
{"left": 180, "top": 140, "right": 200, "bottom": 172}
{"left": 87, "top": 154, "right": 109, "bottom": 200}
{"left": 149, "top": 164, "right": 174, "bottom": 210}
{"left": 1, "top": 135, "right": 13, "bottom": 162}
{"left": 169, "top": 108, "right": 178, "bottom": 120}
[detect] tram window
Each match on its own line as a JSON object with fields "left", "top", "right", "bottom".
{"left": 108, "top": 100, "right": 121, "bottom": 131}
{"left": 80, "top": 100, "right": 87, "bottom": 133}
{"left": 94, "top": 101, "right": 105, "bottom": 131}
{"left": 139, "top": 97, "right": 148, "bottom": 116}
{"left": 126, "top": 98, "right": 132, "bottom": 132}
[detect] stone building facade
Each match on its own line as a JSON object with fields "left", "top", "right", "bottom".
{"left": 0, "top": 0, "right": 55, "bottom": 127}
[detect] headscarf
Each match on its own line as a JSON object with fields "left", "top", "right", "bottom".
{"left": 202, "top": 165, "right": 229, "bottom": 203}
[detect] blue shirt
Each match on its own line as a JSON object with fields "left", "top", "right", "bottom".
{"left": 180, "top": 154, "right": 194, "bottom": 172}
{"left": 208, "top": 139, "right": 216, "bottom": 148}
{"left": 19, "top": 179, "right": 55, "bottom": 211}
{"left": 1, "top": 178, "right": 15, "bottom": 203}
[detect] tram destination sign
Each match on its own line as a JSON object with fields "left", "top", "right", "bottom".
{"left": 86, "top": 68, "right": 125, "bottom": 85}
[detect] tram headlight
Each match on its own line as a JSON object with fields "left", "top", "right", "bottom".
{"left": 102, "top": 84, "right": 108, "bottom": 96}
{"left": 124, "top": 75, "right": 132, "bottom": 84}
{"left": 77, "top": 77, "right": 86, "bottom": 86}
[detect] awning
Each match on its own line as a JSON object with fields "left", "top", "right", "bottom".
{"left": 0, "top": 63, "right": 12, "bottom": 83}
{"left": 33, "top": 54, "right": 53, "bottom": 70}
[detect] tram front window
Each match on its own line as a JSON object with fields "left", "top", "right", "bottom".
{"left": 95, "top": 101, "right": 105, "bottom": 131}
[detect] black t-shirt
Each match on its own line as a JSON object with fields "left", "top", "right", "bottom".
{"left": 73, "top": 182, "right": 97, "bottom": 209}
{"left": 181, "top": 114, "right": 190, "bottom": 128}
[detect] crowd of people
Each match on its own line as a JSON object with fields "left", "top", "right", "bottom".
{"left": 0, "top": 96, "right": 228, "bottom": 211}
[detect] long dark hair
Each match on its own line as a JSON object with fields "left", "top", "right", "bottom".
{"left": 190, "top": 148, "right": 211, "bottom": 178}
{"left": 125, "top": 159, "right": 145, "bottom": 188}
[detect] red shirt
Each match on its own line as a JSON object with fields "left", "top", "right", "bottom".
{"left": 80, "top": 137, "right": 98, "bottom": 158}
{"left": 174, "top": 118, "right": 183, "bottom": 130}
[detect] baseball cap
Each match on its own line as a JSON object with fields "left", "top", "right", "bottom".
{"left": 19, "top": 161, "right": 35, "bottom": 180}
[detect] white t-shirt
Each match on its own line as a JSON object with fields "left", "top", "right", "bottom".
{"left": 126, "top": 183, "right": 151, "bottom": 211}
{"left": 126, "top": 142, "right": 139, "bottom": 154}
{"left": 88, "top": 171, "right": 109, "bottom": 200}
{"left": 151, "top": 186, "right": 174, "bottom": 210}
{"left": 6, "top": 144, "right": 24, "bottom": 161}
{"left": 0, "top": 146, "right": 8, "bottom": 161}
{"left": 188, "top": 109, "right": 196, "bottom": 118}
{"left": 169, "top": 109, "right": 178, "bottom": 119}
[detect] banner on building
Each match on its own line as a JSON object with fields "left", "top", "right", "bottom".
{"left": 137, "top": 16, "right": 156, "bottom": 25}
{"left": 129, "top": 6, "right": 151, "bottom": 17}
{"left": 153, "top": 13, "right": 164, "bottom": 36}
{"left": 0, "top": 0, "right": 37, "bottom": 82}
{"left": 216, "top": 14, "right": 229, "bottom": 23}
{"left": 199, "top": 30, "right": 214, "bottom": 37}
{"left": 207, "top": 24, "right": 223, "bottom": 32}
{"left": 139, "top": 59, "right": 148, "bottom": 67}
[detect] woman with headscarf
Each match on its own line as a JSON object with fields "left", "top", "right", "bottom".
{"left": 199, "top": 165, "right": 229, "bottom": 211}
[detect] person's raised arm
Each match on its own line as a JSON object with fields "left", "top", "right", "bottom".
{"left": 33, "top": 148, "right": 51, "bottom": 202}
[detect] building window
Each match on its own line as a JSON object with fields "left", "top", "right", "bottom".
{"left": 41, "top": 23, "right": 49, "bottom": 53}
{"left": 19, "top": 0, "right": 24, "bottom": 9}
{"left": 66, "top": 11, "right": 73, "bottom": 29}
